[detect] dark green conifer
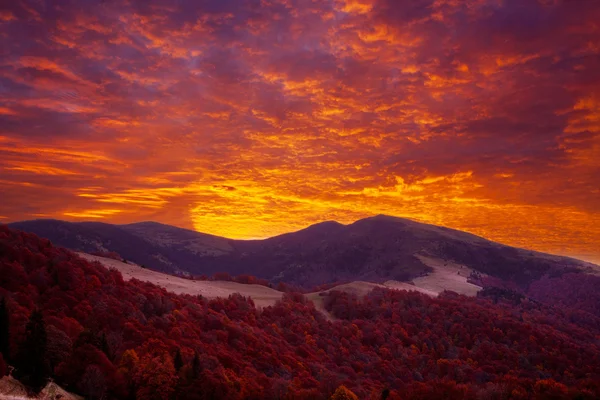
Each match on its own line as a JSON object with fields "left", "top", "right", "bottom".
{"left": 16, "top": 309, "right": 49, "bottom": 392}
{"left": 381, "top": 388, "right": 390, "bottom": 400}
{"left": 0, "top": 298, "right": 9, "bottom": 360}
{"left": 99, "top": 332, "right": 110, "bottom": 359}
{"left": 192, "top": 352, "right": 200, "bottom": 378}
{"left": 174, "top": 348, "right": 183, "bottom": 372}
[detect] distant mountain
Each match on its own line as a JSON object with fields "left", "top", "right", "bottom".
{"left": 8, "top": 219, "right": 232, "bottom": 273}
{"left": 8, "top": 215, "right": 596, "bottom": 288}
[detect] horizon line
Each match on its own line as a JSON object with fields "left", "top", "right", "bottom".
{"left": 5, "top": 215, "right": 600, "bottom": 266}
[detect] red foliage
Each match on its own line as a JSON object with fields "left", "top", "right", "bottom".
{"left": 1, "top": 224, "right": 600, "bottom": 399}
{"left": 134, "top": 344, "right": 178, "bottom": 400}
{"left": 330, "top": 385, "right": 358, "bottom": 400}
{"left": 212, "top": 272, "right": 232, "bottom": 281}
{"left": 231, "top": 275, "right": 270, "bottom": 287}
{"left": 275, "top": 281, "right": 304, "bottom": 293}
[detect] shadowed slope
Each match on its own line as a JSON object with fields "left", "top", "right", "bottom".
{"left": 9, "top": 215, "right": 596, "bottom": 288}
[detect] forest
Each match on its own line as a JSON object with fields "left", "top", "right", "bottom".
{"left": 1, "top": 225, "right": 600, "bottom": 399}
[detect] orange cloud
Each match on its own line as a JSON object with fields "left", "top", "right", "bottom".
{"left": 0, "top": 0, "right": 598, "bottom": 263}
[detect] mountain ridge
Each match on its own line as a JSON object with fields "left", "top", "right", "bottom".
{"left": 8, "top": 215, "right": 597, "bottom": 288}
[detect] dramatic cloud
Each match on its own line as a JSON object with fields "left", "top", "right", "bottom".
{"left": 1, "top": 0, "right": 599, "bottom": 262}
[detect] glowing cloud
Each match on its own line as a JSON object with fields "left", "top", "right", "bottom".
{"left": 0, "top": 0, "right": 599, "bottom": 263}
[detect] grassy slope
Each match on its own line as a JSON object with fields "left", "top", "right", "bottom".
{"left": 79, "top": 252, "right": 481, "bottom": 317}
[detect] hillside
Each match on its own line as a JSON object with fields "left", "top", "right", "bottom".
{"left": 9, "top": 215, "right": 596, "bottom": 288}
{"left": 77, "top": 253, "right": 285, "bottom": 309}
{"left": 79, "top": 253, "right": 445, "bottom": 319}
{"left": 6, "top": 219, "right": 180, "bottom": 272}
{"left": 1, "top": 225, "right": 600, "bottom": 399}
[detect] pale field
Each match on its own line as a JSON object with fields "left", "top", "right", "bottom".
{"left": 77, "top": 253, "right": 284, "bottom": 308}
{"left": 78, "top": 252, "right": 481, "bottom": 314}
{"left": 412, "top": 254, "right": 482, "bottom": 296}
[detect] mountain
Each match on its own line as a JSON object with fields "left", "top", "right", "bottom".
{"left": 8, "top": 215, "right": 596, "bottom": 288}
{"left": 1, "top": 225, "right": 600, "bottom": 399}
{"left": 6, "top": 219, "right": 233, "bottom": 273}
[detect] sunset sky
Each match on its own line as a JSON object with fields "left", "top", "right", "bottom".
{"left": 1, "top": 0, "right": 599, "bottom": 263}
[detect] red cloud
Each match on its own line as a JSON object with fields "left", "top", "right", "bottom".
{"left": 0, "top": 0, "right": 598, "bottom": 262}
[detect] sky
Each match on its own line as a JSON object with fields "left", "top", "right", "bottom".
{"left": 0, "top": 0, "right": 599, "bottom": 263}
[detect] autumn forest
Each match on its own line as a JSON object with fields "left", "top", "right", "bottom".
{"left": 1, "top": 226, "right": 600, "bottom": 399}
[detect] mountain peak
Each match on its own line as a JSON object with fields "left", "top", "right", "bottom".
{"left": 369, "top": 214, "right": 411, "bottom": 222}
{"left": 351, "top": 214, "right": 420, "bottom": 227}
{"left": 307, "top": 220, "right": 345, "bottom": 229}
{"left": 123, "top": 220, "right": 163, "bottom": 226}
{"left": 123, "top": 220, "right": 179, "bottom": 229}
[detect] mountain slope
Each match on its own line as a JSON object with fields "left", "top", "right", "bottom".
{"left": 77, "top": 252, "right": 284, "bottom": 308}
{"left": 8, "top": 219, "right": 233, "bottom": 274}
{"left": 122, "top": 221, "right": 233, "bottom": 256}
{"left": 78, "top": 252, "right": 440, "bottom": 319}
{"left": 2, "top": 225, "right": 600, "bottom": 399}
{"left": 9, "top": 215, "right": 596, "bottom": 288}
